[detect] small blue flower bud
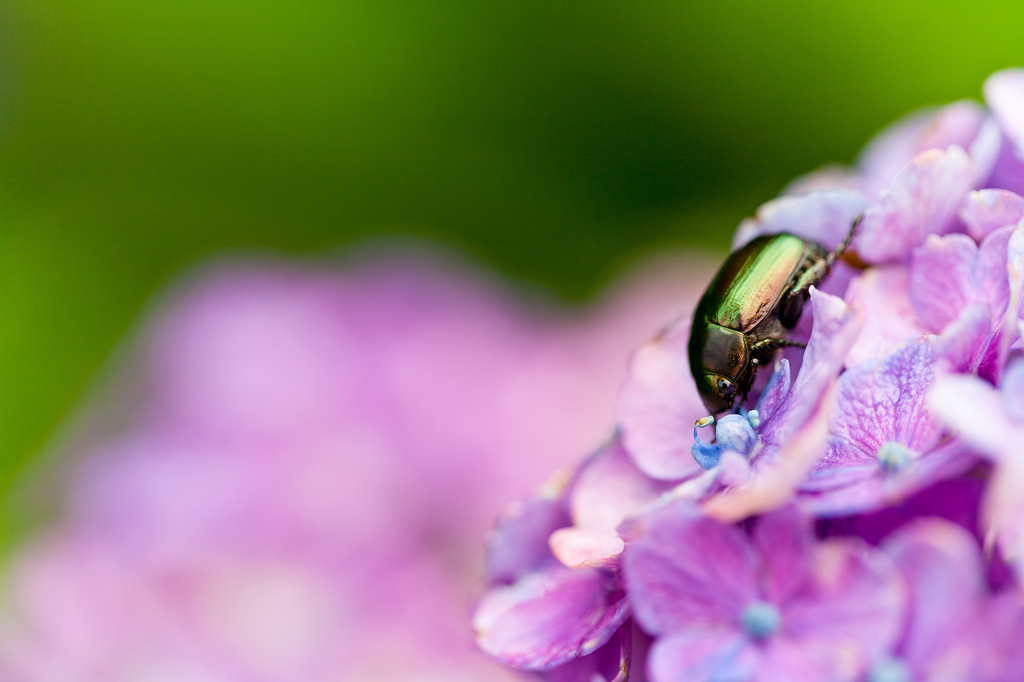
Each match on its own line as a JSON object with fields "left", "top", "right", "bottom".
{"left": 715, "top": 414, "right": 758, "bottom": 457}
{"left": 741, "top": 601, "right": 780, "bottom": 640}
{"left": 868, "top": 657, "right": 911, "bottom": 682}
{"left": 746, "top": 409, "right": 760, "bottom": 429}
{"left": 876, "top": 441, "right": 913, "bottom": 474}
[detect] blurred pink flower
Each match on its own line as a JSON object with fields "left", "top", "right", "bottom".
{"left": 0, "top": 250, "right": 714, "bottom": 681}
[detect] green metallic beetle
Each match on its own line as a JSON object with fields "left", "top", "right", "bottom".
{"left": 688, "top": 218, "right": 860, "bottom": 416}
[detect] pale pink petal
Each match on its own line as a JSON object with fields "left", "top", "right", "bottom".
{"left": 549, "top": 529, "right": 625, "bottom": 570}
{"left": 985, "top": 69, "right": 1024, "bottom": 154}
{"left": 909, "top": 233, "right": 978, "bottom": 333}
{"left": 473, "top": 565, "right": 628, "bottom": 671}
{"left": 732, "top": 190, "right": 868, "bottom": 252}
{"left": 844, "top": 267, "right": 928, "bottom": 367}
{"left": 856, "top": 146, "right": 975, "bottom": 264}
{"left": 929, "top": 374, "right": 1022, "bottom": 462}
{"left": 618, "top": 319, "right": 707, "bottom": 480}
{"left": 959, "top": 189, "right": 1024, "bottom": 241}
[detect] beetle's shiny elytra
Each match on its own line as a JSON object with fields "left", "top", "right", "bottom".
{"left": 688, "top": 220, "right": 859, "bottom": 416}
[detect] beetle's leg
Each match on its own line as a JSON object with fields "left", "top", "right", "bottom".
{"left": 750, "top": 338, "right": 806, "bottom": 353}
{"left": 785, "top": 214, "right": 864, "bottom": 302}
{"left": 825, "top": 214, "right": 863, "bottom": 269}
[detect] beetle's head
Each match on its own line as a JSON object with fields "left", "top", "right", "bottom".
{"left": 696, "top": 373, "right": 739, "bottom": 414}
{"left": 692, "top": 323, "right": 749, "bottom": 414}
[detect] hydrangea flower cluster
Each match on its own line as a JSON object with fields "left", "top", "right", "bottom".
{"left": 474, "top": 69, "right": 1024, "bottom": 682}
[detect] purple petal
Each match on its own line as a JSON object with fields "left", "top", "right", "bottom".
{"left": 618, "top": 319, "right": 707, "bottom": 480}
{"left": 831, "top": 338, "right": 942, "bottom": 457}
{"left": 909, "top": 233, "right": 978, "bottom": 333}
{"left": 487, "top": 493, "right": 571, "bottom": 584}
{"left": 756, "top": 358, "right": 791, "bottom": 425}
{"left": 844, "top": 266, "right": 928, "bottom": 368}
{"left": 540, "top": 625, "right": 632, "bottom": 682}
{"left": 752, "top": 506, "right": 813, "bottom": 606}
{"left": 473, "top": 564, "right": 629, "bottom": 670}
{"left": 622, "top": 501, "right": 757, "bottom": 635}
{"left": 648, "top": 629, "right": 757, "bottom": 682}
{"left": 819, "top": 475, "right": 985, "bottom": 546}
{"left": 856, "top": 146, "right": 975, "bottom": 264}
{"left": 959, "top": 189, "right": 1024, "bottom": 241}
{"left": 882, "top": 519, "right": 984, "bottom": 678}
{"left": 781, "top": 539, "right": 906, "bottom": 680}
{"left": 985, "top": 69, "right": 1024, "bottom": 154}
{"left": 732, "top": 190, "right": 868, "bottom": 252}
{"left": 981, "top": 591, "right": 1024, "bottom": 682}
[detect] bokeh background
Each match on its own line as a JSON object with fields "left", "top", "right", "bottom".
{"left": 0, "top": 1, "right": 1022, "bottom": 542}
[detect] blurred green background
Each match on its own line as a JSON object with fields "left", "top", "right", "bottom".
{"left": 0, "top": 1, "right": 1021, "bottom": 515}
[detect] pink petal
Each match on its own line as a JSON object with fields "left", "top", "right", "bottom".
{"left": 882, "top": 519, "right": 985, "bottom": 676}
{"left": 909, "top": 233, "right": 978, "bottom": 333}
{"left": 473, "top": 564, "right": 629, "bottom": 671}
{"left": 856, "top": 146, "right": 975, "bottom": 264}
{"left": 844, "top": 266, "right": 928, "bottom": 367}
{"left": 618, "top": 319, "right": 707, "bottom": 480}
{"left": 732, "top": 190, "right": 868, "bottom": 252}
{"left": 959, "top": 189, "right": 1024, "bottom": 241}
{"left": 752, "top": 506, "right": 813, "bottom": 605}
{"left": 622, "top": 502, "right": 757, "bottom": 635}
{"left": 782, "top": 539, "right": 906, "bottom": 680}
{"left": 570, "top": 439, "right": 675, "bottom": 534}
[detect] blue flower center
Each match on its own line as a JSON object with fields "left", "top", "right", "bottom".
{"left": 740, "top": 601, "right": 780, "bottom": 640}
{"left": 691, "top": 414, "right": 759, "bottom": 470}
{"left": 876, "top": 441, "right": 912, "bottom": 474}
{"left": 868, "top": 657, "right": 911, "bottom": 682}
